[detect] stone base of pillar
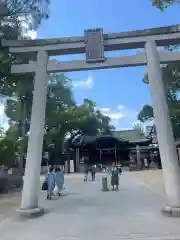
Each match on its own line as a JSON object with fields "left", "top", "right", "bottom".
{"left": 162, "top": 205, "right": 180, "bottom": 217}
{"left": 16, "top": 206, "right": 44, "bottom": 218}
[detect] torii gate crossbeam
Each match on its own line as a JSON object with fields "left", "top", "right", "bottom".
{"left": 2, "top": 24, "right": 180, "bottom": 56}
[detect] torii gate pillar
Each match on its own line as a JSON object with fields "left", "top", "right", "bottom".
{"left": 17, "top": 50, "right": 49, "bottom": 217}
{"left": 145, "top": 40, "right": 180, "bottom": 217}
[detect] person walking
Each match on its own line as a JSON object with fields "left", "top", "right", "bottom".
{"left": 84, "top": 168, "right": 89, "bottom": 182}
{"left": 45, "top": 166, "right": 55, "bottom": 200}
{"left": 55, "top": 167, "right": 64, "bottom": 196}
{"left": 91, "top": 164, "right": 96, "bottom": 181}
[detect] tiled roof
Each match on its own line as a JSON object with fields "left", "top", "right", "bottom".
{"left": 72, "top": 129, "right": 150, "bottom": 147}
{"left": 112, "top": 129, "right": 148, "bottom": 143}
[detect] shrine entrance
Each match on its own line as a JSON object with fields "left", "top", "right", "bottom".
{"left": 93, "top": 136, "right": 129, "bottom": 165}
{"left": 99, "top": 148, "right": 118, "bottom": 165}
{"left": 98, "top": 149, "right": 129, "bottom": 166}
{"left": 3, "top": 24, "right": 180, "bottom": 217}
{"left": 74, "top": 135, "right": 130, "bottom": 166}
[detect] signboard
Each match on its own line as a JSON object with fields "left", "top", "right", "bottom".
{"left": 84, "top": 28, "right": 105, "bottom": 63}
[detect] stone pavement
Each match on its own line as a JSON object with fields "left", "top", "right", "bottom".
{"left": 0, "top": 174, "right": 83, "bottom": 222}
{"left": 0, "top": 190, "right": 21, "bottom": 222}
{"left": 1, "top": 172, "right": 180, "bottom": 240}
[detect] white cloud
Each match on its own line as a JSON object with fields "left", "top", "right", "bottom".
{"left": 98, "top": 105, "right": 140, "bottom": 130}
{"left": 116, "top": 105, "right": 125, "bottom": 111}
{"left": 106, "top": 112, "right": 124, "bottom": 119}
{"left": 99, "top": 108, "right": 110, "bottom": 112}
{"left": 27, "top": 30, "right": 37, "bottom": 40}
{"left": 73, "top": 76, "right": 94, "bottom": 90}
{"left": 99, "top": 107, "right": 124, "bottom": 120}
{"left": 99, "top": 106, "right": 125, "bottom": 130}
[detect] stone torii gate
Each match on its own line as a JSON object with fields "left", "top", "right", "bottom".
{"left": 2, "top": 24, "right": 180, "bottom": 217}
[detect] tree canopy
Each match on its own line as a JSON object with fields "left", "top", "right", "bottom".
{"left": 138, "top": 62, "right": 180, "bottom": 138}
{"left": 151, "top": 0, "right": 180, "bottom": 10}
{"left": 2, "top": 71, "right": 114, "bottom": 166}
{"left": 0, "top": 1, "right": 114, "bottom": 167}
{"left": 138, "top": 105, "right": 154, "bottom": 123}
{"left": 0, "top": 0, "right": 51, "bottom": 166}
{"left": 1, "top": 0, "right": 50, "bottom": 28}
{"left": 137, "top": 1, "right": 180, "bottom": 138}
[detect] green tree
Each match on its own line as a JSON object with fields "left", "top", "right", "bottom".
{"left": 133, "top": 122, "right": 144, "bottom": 134}
{"left": 3, "top": 70, "right": 114, "bottom": 165}
{"left": 1, "top": 0, "right": 50, "bottom": 27}
{"left": 138, "top": 105, "right": 154, "bottom": 122}
{"left": 44, "top": 95, "right": 114, "bottom": 164}
{"left": 0, "top": 0, "right": 51, "bottom": 168}
{"left": 138, "top": 103, "right": 180, "bottom": 138}
{"left": 138, "top": 62, "right": 180, "bottom": 138}
{"left": 0, "top": 0, "right": 114, "bottom": 166}
{"left": 0, "top": 134, "right": 19, "bottom": 166}
{"left": 151, "top": 0, "right": 180, "bottom": 10}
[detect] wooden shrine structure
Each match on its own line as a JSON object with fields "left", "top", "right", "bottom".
{"left": 69, "top": 129, "right": 160, "bottom": 171}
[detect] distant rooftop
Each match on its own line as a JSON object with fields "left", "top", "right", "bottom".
{"left": 112, "top": 129, "right": 147, "bottom": 143}
{"left": 72, "top": 129, "right": 151, "bottom": 147}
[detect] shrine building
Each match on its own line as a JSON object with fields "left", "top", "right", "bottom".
{"left": 69, "top": 129, "right": 160, "bottom": 171}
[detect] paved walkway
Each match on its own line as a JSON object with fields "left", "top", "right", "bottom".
{"left": 1, "top": 172, "right": 180, "bottom": 240}
{"left": 0, "top": 174, "right": 84, "bottom": 221}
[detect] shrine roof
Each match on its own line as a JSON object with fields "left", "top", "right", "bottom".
{"left": 72, "top": 129, "right": 151, "bottom": 147}
{"left": 73, "top": 134, "right": 128, "bottom": 146}
{"left": 112, "top": 129, "right": 149, "bottom": 143}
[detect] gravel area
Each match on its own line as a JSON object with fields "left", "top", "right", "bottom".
{"left": 132, "top": 169, "right": 166, "bottom": 197}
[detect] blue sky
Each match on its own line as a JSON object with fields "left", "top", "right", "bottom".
{"left": 36, "top": 0, "right": 179, "bottom": 130}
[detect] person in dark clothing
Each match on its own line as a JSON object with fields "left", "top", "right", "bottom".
{"left": 110, "top": 162, "right": 119, "bottom": 191}
{"left": 91, "top": 165, "right": 96, "bottom": 181}
{"left": 84, "top": 168, "right": 89, "bottom": 182}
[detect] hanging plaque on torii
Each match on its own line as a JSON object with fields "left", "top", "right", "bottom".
{"left": 84, "top": 28, "right": 105, "bottom": 63}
